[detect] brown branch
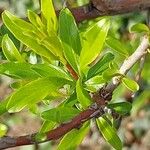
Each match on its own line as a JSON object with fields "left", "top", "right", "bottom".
{"left": 57, "top": 0, "right": 150, "bottom": 23}
{"left": 0, "top": 106, "right": 101, "bottom": 149}
{"left": 66, "top": 63, "right": 78, "bottom": 80}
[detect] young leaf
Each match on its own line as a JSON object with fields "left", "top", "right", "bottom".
{"left": 97, "top": 117, "right": 122, "bottom": 150}
{"left": 59, "top": 8, "right": 81, "bottom": 73}
{"left": 87, "top": 52, "right": 115, "bottom": 79}
{"left": 80, "top": 18, "right": 110, "bottom": 70}
{"left": 31, "top": 64, "right": 73, "bottom": 81}
{"left": 122, "top": 77, "right": 139, "bottom": 92}
{"left": 76, "top": 79, "right": 92, "bottom": 109}
{"left": 106, "top": 36, "right": 129, "bottom": 57}
{"left": 57, "top": 122, "right": 90, "bottom": 150}
{"left": 130, "top": 23, "right": 149, "bottom": 33}
{"left": 7, "top": 77, "right": 68, "bottom": 112}
{"left": 2, "top": 34, "right": 24, "bottom": 62}
{"left": 2, "top": 11, "right": 57, "bottom": 62}
{"left": 107, "top": 102, "right": 132, "bottom": 115}
{"left": 0, "top": 123, "right": 8, "bottom": 137}
{"left": 41, "top": 107, "right": 80, "bottom": 123}
{"left": 0, "top": 62, "right": 40, "bottom": 79}
{"left": 27, "top": 10, "right": 45, "bottom": 30}
{"left": 41, "top": 0, "right": 58, "bottom": 33}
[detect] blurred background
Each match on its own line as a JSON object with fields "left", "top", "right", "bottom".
{"left": 0, "top": 0, "right": 150, "bottom": 150}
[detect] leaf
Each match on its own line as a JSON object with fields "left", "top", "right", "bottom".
{"left": 27, "top": 10, "right": 45, "bottom": 30}
{"left": 87, "top": 52, "right": 115, "bottom": 79}
{"left": 7, "top": 77, "right": 68, "bottom": 112}
{"left": 41, "top": 0, "right": 58, "bottom": 33}
{"left": 59, "top": 8, "right": 81, "bottom": 55}
{"left": 84, "top": 75, "right": 106, "bottom": 92}
{"left": 80, "top": 18, "right": 110, "bottom": 70}
{"left": 40, "top": 121, "right": 56, "bottom": 133}
{"left": 0, "top": 97, "right": 10, "bottom": 116}
{"left": 0, "top": 62, "right": 40, "bottom": 79}
{"left": 122, "top": 77, "right": 139, "bottom": 92}
{"left": 57, "top": 122, "right": 90, "bottom": 150}
{"left": 130, "top": 23, "right": 149, "bottom": 33}
{"left": 106, "top": 36, "right": 129, "bottom": 57}
{"left": 2, "top": 34, "right": 24, "bottom": 62}
{"left": 0, "top": 123, "right": 8, "bottom": 137}
{"left": 2, "top": 11, "right": 56, "bottom": 61}
{"left": 59, "top": 8, "right": 81, "bottom": 73}
{"left": 41, "top": 107, "right": 80, "bottom": 123}
{"left": 31, "top": 64, "right": 73, "bottom": 81}
{"left": 76, "top": 79, "right": 92, "bottom": 109}
{"left": 97, "top": 117, "right": 122, "bottom": 150}
{"left": 107, "top": 102, "right": 132, "bottom": 115}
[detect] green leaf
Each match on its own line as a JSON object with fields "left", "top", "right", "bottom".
{"left": 0, "top": 62, "right": 40, "bottom": 79}
{"left": 106, "top": 36, "right": 129, "bottom": 57}
{"left": 41, "top": 0, "right": 58, "bottom": 33}
{"left": 97, "top": 117, "right": 122, "bottom": 150}
{"left": 107, "top": 102, "right": 132, "bottom": 115}
{"left": 76, "top": 79, "right": 92, "bottom": 109}
{"left": 2, "top": 11, "right": 56, "bottom": 61}
{"left": 7, "top": 77, "right": 68, "bottom": 112}
{"left": 59, "top": 8, "right": 81, "bottom": 73}
{"left": 84, "top": 75, "right": 106, "bottom": 92}
{"left": 27, "top": 10, "right": 45, "bottom": 30}
{"left": 2, "top": 34, "right": 24, "bottom": 62}
{"left": 87, "top": 52, "right": 115, "bottom": 79}
{"left": 122, "top": 77, "right": 139, "bottom": 92}
{"left": 59, "top": 8, "right": 81, "bottom": 55}
{"left": 0, "top": 97, "right": 10, "bottom": 116}
{"left": 40, "top": 121, "right": 56, "bottom": 133}
{"left": 0, "top": 123, "right": 8, "bottom": 137}
{"left": 42, "top": 107, "right": 80, "bottom": 123}
{"left": 31, "top": 64, "right": 73, "bottom": 81}
{"left": 57, "top": 122, "right": 90, "bottom": 150}
{"left": 130, "top": 23, "right": 149, "bottom": 33}
{"left": 80, "top": 18, "right": 110, "bottom": 70}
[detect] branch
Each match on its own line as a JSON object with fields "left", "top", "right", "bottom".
{"left": 0, "top": 35, "right": 149, "bottom": 150}
{"left": 60, "top": 0, "right": 150, "bottom": 22}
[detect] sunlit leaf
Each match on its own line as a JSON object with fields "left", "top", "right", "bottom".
{"left": 42, "top": 107, "right": 80, "bottom": 123}
{"left": 2, "top": 34, "right": 24, "bottom": 62}
{"left": 122, "top": 77, "right": 139, "bottom": 92}
{"left": 97, "top": 117, "right": 122, "bottom": 150}
{"left": 87, "top": 52, "right": 114, "bottom": 79}
{"left": 107, "top": 102, "right": 132, "bottom": 115}
{"left": 0, "top": 62, "right": 40, "bottom": 79}
{"left": 0, "top": 123, "right": 8, "bottom": 137}
{"left": 41, "top": 0, "right": 58, "bottom": 33}
{"left": 31, "top": 64, "right": 73, "bottom": 81}
{"left": 7, "top": 77, "right": 69, "bottom": 112}
{"left": 80, "top": 18, "right": 110, "bottom": 70}
{"left": 2, "top": 11, "right": 56, "bottom": 62}
{"left": 59, "top": 8, "right": 81, "bottom": 73}
{"left": 106, "top": 36, "right": 129, "bottom": 57}
{"left": 57, "top": 122, "right": 90, "bottom": 150}
{"left": 130, "top": 23, "right": 149, "bottom": 33}
{"left": 76, "top": 79, "right": 92, "bottom": 109}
